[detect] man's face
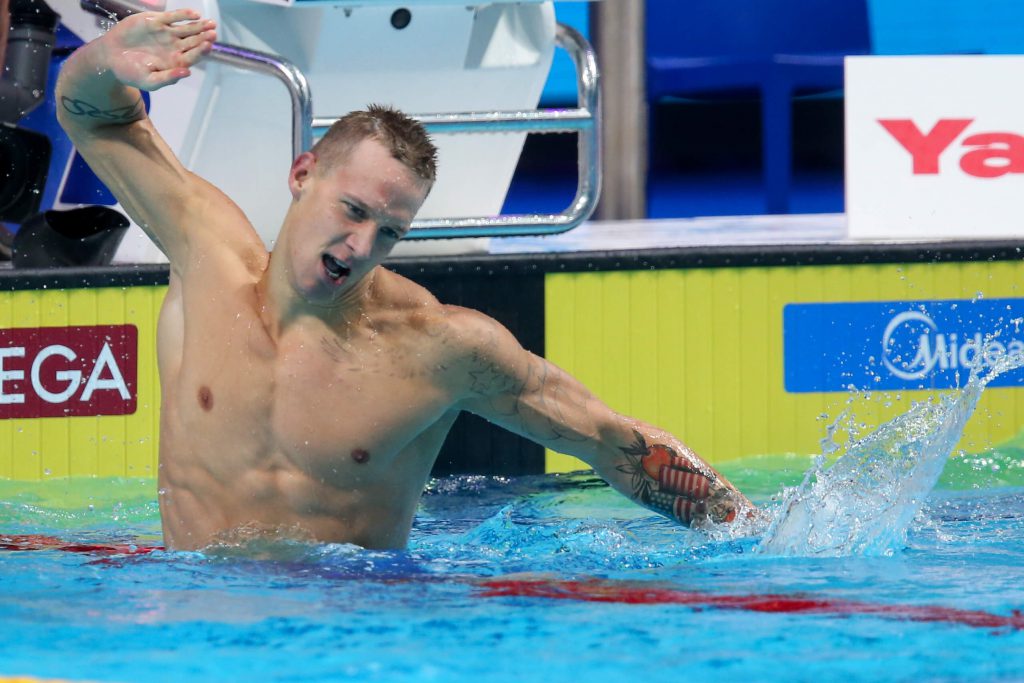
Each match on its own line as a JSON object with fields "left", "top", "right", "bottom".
{"left": 283, "top": 138, "right": 430, "bottom": 305}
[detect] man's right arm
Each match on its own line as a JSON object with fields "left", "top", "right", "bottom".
{"left": 447, "top": 307, "right": 758, "bottom": 529}
{"left": 55, "top": 10, "right": 222, "bottom": 266}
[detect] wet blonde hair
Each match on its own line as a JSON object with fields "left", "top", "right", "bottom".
{"left": 310, "top": 104, "right": 438, "bottom": 186}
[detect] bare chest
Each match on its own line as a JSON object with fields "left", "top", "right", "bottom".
{"left": 164, "top": 308, "right": 453, "bottom": 488}
{"left": 272, "top": 334, "right": 452, "bottom": 474}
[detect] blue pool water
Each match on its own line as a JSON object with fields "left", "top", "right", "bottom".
{"left": 2, "top": 461, "right": 1024, "bottom": 683}
{"left": 5, "top": 355, "right": 1024, "bottom": 682}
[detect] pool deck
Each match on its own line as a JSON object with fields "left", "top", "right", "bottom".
{"left": 390, "top": 213, "right": 850, "bottom": 258}
{"left": 488, "top": 214, "right": 849, "bottom": 253}
{"left": 385, "top": 213, "right": 1024, "bottom": 273}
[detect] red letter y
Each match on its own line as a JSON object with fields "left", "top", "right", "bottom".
{"left": 878, "top": 119, "right": 973, "bottom": 174}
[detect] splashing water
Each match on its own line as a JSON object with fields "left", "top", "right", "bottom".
{"left": 757, "top": 350, "right": 1024, "bottom": 557}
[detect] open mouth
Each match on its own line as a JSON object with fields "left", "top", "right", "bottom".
{"left": 322, "top": 253, "right": 352, "bottom": 281}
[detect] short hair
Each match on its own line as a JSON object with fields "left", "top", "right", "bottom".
{"left": 310, "top": 104, "right": 438, "bottom": 186}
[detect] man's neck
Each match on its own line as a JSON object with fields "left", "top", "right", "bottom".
{"left": 256, "top": 251, "right": 378, "bottom": 341}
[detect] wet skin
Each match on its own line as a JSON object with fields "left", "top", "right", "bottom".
{"left": 55, "top": 10, "right": 755, "bottom": 550}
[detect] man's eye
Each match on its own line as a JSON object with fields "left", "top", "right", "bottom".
{"left": 381, "top": 227, "right": 402, "bottom": 240}
{"left": 344, "top": 202, "right": 367, "bottom": 220}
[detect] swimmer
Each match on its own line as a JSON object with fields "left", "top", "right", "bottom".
{"left": 55, "top": 9, "right": 756, "bottom": 550}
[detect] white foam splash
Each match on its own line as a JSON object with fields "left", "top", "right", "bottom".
{"left": 756, "top": 350, "right": 1024, "bottom": 557}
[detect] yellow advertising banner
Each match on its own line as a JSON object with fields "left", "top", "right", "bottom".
{"left": 544, "top": 260, "right": 1024, "bottom": 472}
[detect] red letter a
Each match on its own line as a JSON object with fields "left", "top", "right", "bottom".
{"left": 959, "top": 133, "right": 1024, "bottom": 178}
{"left": 878, "top": 119, "right": 973, "bottom": 174}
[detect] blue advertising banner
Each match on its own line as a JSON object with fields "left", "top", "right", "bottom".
{"left": 783, "top": 298, "right": 1024, "bottom": 393}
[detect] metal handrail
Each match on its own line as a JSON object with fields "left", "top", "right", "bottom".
{"left": 79, "top": 1, "right": 601, "bottom": 239}
{"left": 209, "top": 43, "right": 313, "bottom": 156}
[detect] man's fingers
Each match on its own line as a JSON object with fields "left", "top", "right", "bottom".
{"left": 168, "top": 18, "right": 216, "bottom": 38}
{"left": 175, "top": 30, "right": 216, "bottom": 55}
{"left": 178, "top": 39, "right": 214, "bottom": 67}
{"left": 160, "top": 8, "right": 201, "bottom": 25}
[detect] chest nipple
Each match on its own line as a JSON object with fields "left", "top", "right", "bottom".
{"left": 197, "top": 385, "right": 214, "bottom": 411}
{"left": 351, "top": 448, "right": 370, "bottom": 464}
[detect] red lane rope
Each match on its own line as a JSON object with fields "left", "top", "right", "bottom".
{"left": 0, "top": 534, "right": 162, "bottom": 556}
{"left": 476, "top": 578, "right": 1024, "bottom": 631}
{"left": 6, "top": 535, "right": 1020, "bottom": 631}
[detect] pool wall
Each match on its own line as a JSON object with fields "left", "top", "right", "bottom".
{"left": 544, "top": 256, "right": 1024, "bottom": 472}
{"left": 0, "top": 269, "right": 164, "bottom": 481}
{"left": 2, "top": 241, "right": 1024, "bottom": 480}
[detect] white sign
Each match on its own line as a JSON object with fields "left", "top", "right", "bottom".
{"left": 846, "top": 56, "right": 1024, "bottom": 240}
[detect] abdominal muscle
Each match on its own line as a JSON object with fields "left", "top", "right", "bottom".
{"left": 157, "top": 436, "right": 427, "bottom": 551}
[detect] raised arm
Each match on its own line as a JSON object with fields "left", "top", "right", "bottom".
{"left": 450, "top": 308, "right": 756, "bottom": 528}
{"left": 55, "top": 10, "right": 231, "bottom": 267}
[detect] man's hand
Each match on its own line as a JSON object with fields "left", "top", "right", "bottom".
{"left": 102, "top": 9, "right": 216, "bottom": 91}
{"left": 54, "top": 8, "right": 231, "bottom": 266}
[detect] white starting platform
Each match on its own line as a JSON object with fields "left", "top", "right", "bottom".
{"left": 47, "top": 0, "right": 600, "bottom": 262}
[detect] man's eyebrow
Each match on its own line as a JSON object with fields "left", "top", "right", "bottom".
{"left": 343, "top": 195, "right": 388, "bottom": 216}
{"left": 342, "top": 194, "right": 414, "bottom": 230}
{"left": 341, "top": 195, "right": 370, "bottom": 211}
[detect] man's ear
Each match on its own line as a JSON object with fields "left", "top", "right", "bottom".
{"left": 288, "top": 152, "right": 317, "bottom": 199}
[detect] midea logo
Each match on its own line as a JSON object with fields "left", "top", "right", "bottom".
{"left": 881, "top": 310, "right": 1024, "bottom": 381}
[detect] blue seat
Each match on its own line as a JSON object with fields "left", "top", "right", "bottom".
{"left": 646, "top": 0, "right": 871, "bottom": 214}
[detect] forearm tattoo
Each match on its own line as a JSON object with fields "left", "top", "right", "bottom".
{"left": 616, "top": 430, "right": 737, "bottom": 525}
{"left": 61, "top": 96, "right": 144, "bottom": 122}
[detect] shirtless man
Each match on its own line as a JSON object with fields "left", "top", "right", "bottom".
{"left": 56, "top": 9, "right": 755, "bottom": 551}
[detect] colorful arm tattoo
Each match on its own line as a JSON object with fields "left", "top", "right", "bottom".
{"left": 616, "top": 430, "right": 737, "bottom": 526}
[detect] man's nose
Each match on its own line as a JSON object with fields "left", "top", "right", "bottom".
{"left": 345, "top": 226, "right": 375, "bottom": 259}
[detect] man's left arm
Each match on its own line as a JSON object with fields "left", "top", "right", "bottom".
{"left": 451, "top": 309, "right": 755, "bottom": 527}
